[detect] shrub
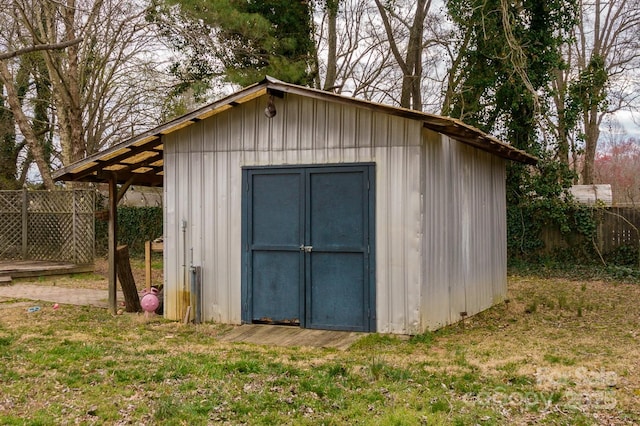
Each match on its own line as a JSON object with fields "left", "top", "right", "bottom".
{"left": 95, "top": 207, "right": 163, "bottom": 257}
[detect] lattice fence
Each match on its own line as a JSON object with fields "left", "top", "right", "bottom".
{"left": 0, "top": 189, "right": 94, "bottom": 264}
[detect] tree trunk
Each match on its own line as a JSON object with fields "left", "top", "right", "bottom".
{"left": 0, "top": 61, "right": 55, "bottom": 189}
{"left": 375, "top": 0, "right": 430, "bottom": 111}
{"left": 323, "top": 1, "right": 338, "bottom": 91}
{"left": 406, "top": 0, "right": 428, "bottom": 110}
{"left": 116, "top": 245, "right": 142, "bottom": 313}
{"left": 581, "top": 106, "right": 600, "bottom": 184}
{"left": 63, "top": 0, "right": 85, "bottom": 165}
{"left": 551, "top": 68, "right": 570, "bottom": 165}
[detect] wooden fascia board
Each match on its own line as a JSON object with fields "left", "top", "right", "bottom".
{"left": 64, "top": 171, "right": 163, "bottom": 187}
{"left": 266, "top": 81, "right": 537, "bottom": 165}
{"left": 96, "top": 170, "right": 164, "bottom": 186}
{"left": 55, "top": 139, "right": 162, "bottom": 182}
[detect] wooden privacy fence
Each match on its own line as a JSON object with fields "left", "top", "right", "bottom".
{"left": 0, "top": 189, "right": 94, "bottom": 264}
{"left": 542, "top": 207, "right": 640, "bottom": 254}
{"left": 597, "top": 207, "right": 640, "bottom": 253}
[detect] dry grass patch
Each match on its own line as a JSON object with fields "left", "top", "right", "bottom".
{"left": 0, "top": 272, "right": 639, "bottom": 424}
{"left": 430, "top": 275, "right": 640, "bottom": 423}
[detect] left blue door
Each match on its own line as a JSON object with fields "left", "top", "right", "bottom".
{"left": 243, "top": 170, "right": 304, "bottom": 325}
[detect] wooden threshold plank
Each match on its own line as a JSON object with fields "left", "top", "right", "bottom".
{"left": 218, "top": 324, "right": 364, "bottom": 349}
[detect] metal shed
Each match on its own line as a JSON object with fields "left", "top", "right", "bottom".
{"left": 54, "top": 77, "right": 536, "bottom": 334}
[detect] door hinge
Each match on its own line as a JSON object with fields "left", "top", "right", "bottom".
{"left": 367, "top": 245, "right": 370, "bottom": 254}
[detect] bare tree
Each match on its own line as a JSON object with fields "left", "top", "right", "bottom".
{"left": 552, "top": 0, "right": 640, "bottom": 184}
{"left": 594, "top": 132, "right": 640, "bottom": 206}
{"left": 0, "top": 0, "right": 171, "bottom": 187}
{"left": 0, "top": 61, "right": 56, "bottom": 188}
{"left": 373, "top": 0, "right": 433, "bottom": 111}
{"left": 0, "top": 0, "right": 73, "bottom": 188}
{"left": 312, "top": 0, "right": 395, "bottom": 100}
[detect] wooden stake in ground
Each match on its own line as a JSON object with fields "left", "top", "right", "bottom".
{"left": 116, "top": 245, "right": 142, "bottom": 312}
{"left": 183, "top": 306, "right": 191, "bottom": 324}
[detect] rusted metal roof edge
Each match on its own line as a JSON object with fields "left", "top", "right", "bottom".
{"left": 264, "top": 78, "right": 538, "bottom": 165}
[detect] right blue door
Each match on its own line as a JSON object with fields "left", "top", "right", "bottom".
{"left": 243, "top": 165, "right": 375, "bottom": 332}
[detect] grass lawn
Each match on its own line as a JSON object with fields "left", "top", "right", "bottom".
{"left": 0, "top": 270, "right": 639, "bottom": 425}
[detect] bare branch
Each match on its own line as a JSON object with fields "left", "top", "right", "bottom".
{"left": 0, "top": 37, "right": 83, "bottom": 60}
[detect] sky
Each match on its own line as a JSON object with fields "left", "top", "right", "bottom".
{"left": 614, "top": 111, "right": 640, "bottom": 139}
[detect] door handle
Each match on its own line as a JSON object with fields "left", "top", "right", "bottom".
{"left": 299, "top": 245, "right": 313, "bottom": 253}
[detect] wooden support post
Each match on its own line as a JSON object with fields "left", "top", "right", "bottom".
{"left": 117, "top": 176, "right": 136, "bottom": 204}
{"left": 21, "top": 187, "right": 27, "bottom": 259}
{"left": 108, "top": 176, "right": 118, "bottom": 314}
{"left": 72, "top": 190, "right": 77, "bottom": 264}
{"left": 145, "top": 240, "right": 152, "bottom": 292}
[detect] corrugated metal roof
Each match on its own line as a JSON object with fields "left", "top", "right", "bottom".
{"left": 53, "top": 76, "right": 537, "bottom": 186}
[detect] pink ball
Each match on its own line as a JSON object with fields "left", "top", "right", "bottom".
{"left": 140, "top": 293, "right": 159, "bottom": 312}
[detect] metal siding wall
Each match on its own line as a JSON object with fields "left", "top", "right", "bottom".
{"left": 462, "top": 145, "right": 507, "bottom": 315}
{"left": 375, "top": 145, "right": 422, "bottom": 333}
{"left": 163, "top": 135, "right": 173, "bottom": 318}
{"left": 421, "top": 129, "right": 451, "bottom": 328}
{"left": 447, "top": 139, "right": 467, "bottom": 323}
{"left": 421, "top": 132, "right": 507, "bottom": 330}
{"left": 163, "top": 131, "right": 185, "bottom": 320}
{"left": 164, "top": 93, "right": 507, "bottom": 333}
{"left": 492, "top": 156, "right": 508, "bottom": 302}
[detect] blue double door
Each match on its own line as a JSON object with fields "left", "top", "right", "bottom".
{"left": 242, "top": 165, "right": 375, "bottom": 332}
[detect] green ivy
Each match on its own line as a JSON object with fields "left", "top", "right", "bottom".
{"left": 605, "top": 244, "right": 640, "bottom": 267}
{"left": 95, "top": 207, "right": 163, "bottom": 257}
{"left": 506, "top": 156, "right": 598, "bottom": 261}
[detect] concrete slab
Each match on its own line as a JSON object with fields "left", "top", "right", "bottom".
{"left": 0, "top": 284, "right": 122, "bottom": 308}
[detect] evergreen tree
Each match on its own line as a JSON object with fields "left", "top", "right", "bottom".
{"left": 151, "top": 0, "right": 315, "bottom": 92}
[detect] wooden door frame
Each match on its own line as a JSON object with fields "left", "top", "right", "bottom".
{"left": 241, "top": 163, "right": 376, "bottom": 332}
